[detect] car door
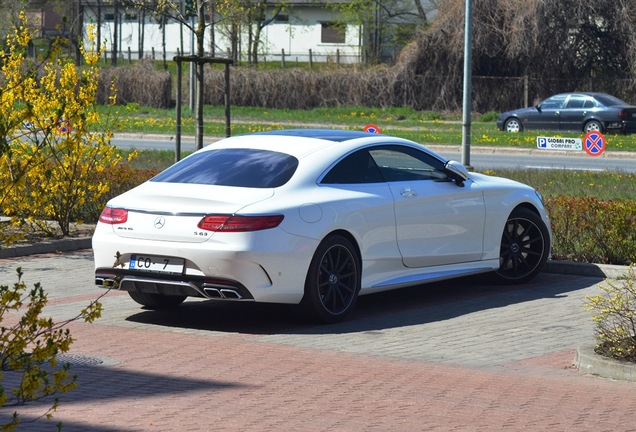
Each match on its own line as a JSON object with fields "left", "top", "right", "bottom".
{"left": 527, "top": 94, "right": 567, "bottom": 131}
{"left": 559, "top": 94, "right": 587, "bottom": 131}
{"left": 368, "top": 145, "right": 486, "bottom": 268}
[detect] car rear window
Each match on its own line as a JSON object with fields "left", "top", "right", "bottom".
{"left": 594, "top": 94, "right": 627, "bottom": 106}
{"left": 150, "top": 148, "right": 299, "bottom": 188}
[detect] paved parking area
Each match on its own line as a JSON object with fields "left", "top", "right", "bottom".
{"left": 1, "top": 250, "right": 635, "bottom": 431}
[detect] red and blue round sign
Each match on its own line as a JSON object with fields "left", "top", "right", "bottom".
{"left": 57, "top": 117, "right": 72, "bottom": 134}
{"left": 363, "top": 124, "right": 381, "bottom": 134}
{"left": 583, "top": 131, "right": 605, "bottom": 156}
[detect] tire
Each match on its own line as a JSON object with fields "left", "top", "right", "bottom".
{"left": 493, "top": 207, "right": 550, "bottom": 284}
{"left": 301, "top": 235, "right": 361, "bottom": 324}
{"left": 128, "top": 291, "right": 186, "bottom": 309}
{"left": 504, "top": 118, "right": 522, "bottom": 133}
{"left": 584, "top": 120, "right": 603, "bottom": 133}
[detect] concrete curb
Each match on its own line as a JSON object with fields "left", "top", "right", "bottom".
{"left": 0, "top": 236, "right": 92, "bottom": 259}
{"left": 575, "top": 345, "right": 636, "bottom": 383}
{"left": 545, "top": 260, "right": 630, "bottom": 280}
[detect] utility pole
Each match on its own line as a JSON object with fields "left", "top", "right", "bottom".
{"left": 461, "top": 0, "right": 473, "bottom": 168}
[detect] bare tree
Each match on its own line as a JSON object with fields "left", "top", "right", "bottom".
{"left": 396, "top": 0, "right": 636, "bottom": 110}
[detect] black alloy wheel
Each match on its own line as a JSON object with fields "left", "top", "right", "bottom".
{"left": 494, "top": 207, "right": 550, "bottom": 284}
{"left": 301, "top": 235, "right": 361, "bottom": 323}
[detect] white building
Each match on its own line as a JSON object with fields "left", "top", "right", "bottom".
{"left": 80, "top": 0, "right": 365, "bottom": 63}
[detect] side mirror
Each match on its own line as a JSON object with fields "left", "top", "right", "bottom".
{"left": 535, "top": 104, "right": 542, "bottom": 113}
{"left": 444, "top": 160, "right": 469, "bottom": 187}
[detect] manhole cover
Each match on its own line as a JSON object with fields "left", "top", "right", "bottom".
{"left": 55, "top": 354, "right": 114, "bottom": 367}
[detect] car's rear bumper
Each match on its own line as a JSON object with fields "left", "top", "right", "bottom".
{"left": 92, "top": 224, "right": 319, "bottom": 304}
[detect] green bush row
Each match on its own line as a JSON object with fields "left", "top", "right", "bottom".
{"left": 545, "top": 196, "right": 636, "bottom": 265}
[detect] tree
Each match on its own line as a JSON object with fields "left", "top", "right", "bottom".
{"left": 0, "top": 14, "right": 121, "bottom": 240}
{"left": 393, "top": 0, "right": 636, "bottom": 111}
{"left": 328, "top": 0, "right": 430, "bottom": 63}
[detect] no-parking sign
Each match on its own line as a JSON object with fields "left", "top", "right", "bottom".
{"left": 583, "top": 131, "right": 605, "bottom": 156}
{"left": 363, "top": 124, "right": 381, "bottom": 134}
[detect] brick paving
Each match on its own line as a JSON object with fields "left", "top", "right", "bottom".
{"left": 1, "top": 250, "right": 635, "bottom": 431}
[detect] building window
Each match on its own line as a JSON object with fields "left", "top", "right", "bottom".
{"left": 124, "top": 13, "right": 137, "bottom": 21}
{"left": 274, "top": 14, "right": 289, "bottom": 23}
{"left": 104, "top": 13, "right": 115, "bottom": 21}
{"left": 321, "top": 22, "right": 345, "bottom": 44}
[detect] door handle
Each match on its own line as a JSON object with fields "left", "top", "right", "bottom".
{"left": 401, "top": 188, "right": 417, "bottom": 197}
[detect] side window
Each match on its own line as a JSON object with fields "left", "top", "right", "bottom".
{"left": 540, "top": 95, "right": 566, "bottom": 110}
{"left": 368, "top": 146, "right": 447, "bottom": 182}
{"left": 321, "top": 150, "right": 384, "bottom": 184}
{"left": 583, "top": 98, "right": 596, "bottom": 108}
{"left": 565, "top": 96, "right": 585, "bottom": 109}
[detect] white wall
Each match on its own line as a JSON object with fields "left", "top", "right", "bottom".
{"left": 83, "top": 8, "right": 361, "bottom": 63}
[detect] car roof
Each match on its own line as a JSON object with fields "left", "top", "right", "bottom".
{"left": 208, "top": 129, "right": 416, "bottom": 159}
{"left": 250, "top": 128, "right": 381, "bottom": 142}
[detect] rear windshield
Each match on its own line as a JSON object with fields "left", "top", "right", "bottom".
{"left": 594, "top": 94, "right": 627, "bottom": 106}
{"left": 151, "top": 148, "right": 299, "bottom": 188}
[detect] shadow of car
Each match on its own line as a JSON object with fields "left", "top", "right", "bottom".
{"left": 497, "top": 92, "right": 636, "bottom": 134}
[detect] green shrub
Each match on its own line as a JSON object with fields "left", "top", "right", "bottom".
{"left": 585, "top": 265, "right": 636, "bottom": 362}
{"left": 544, "top": 195, "right": 636, "bottom": 264}
{"left": 478, "top": 110, "right": 499, "bottom": 122}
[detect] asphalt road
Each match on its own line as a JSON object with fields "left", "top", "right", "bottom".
{"left": 112, "top": 135, "right": 636, "bottom": 173}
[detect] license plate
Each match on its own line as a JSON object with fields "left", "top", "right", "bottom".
{"left": 128, "top": 254, "right": 185, "bottom": 274}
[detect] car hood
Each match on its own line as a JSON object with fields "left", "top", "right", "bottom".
{"left": 105, "top": 181, "right": 275, "bottom": 243}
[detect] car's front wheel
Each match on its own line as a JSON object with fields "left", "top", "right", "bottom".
{"left": 301, "top": 235, "right": 361, "bottom": 323}
{"left": 128, "top": 291, "right": 187, "bottom": 309}
{"left": 504, "top": 118, "right": 523, "bottom": 133}
{"left": 493, "top": 207, "right": 550, "bottom": 284}
{"left": 584, "top": 120, "right": 603, "bottom": 133}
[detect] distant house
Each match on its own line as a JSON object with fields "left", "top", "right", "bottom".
{"left": 77, "top": 0, "right": 364, "bottom": 64}
{"left": 73, "top": 0, "right": 437, "bottom": 64}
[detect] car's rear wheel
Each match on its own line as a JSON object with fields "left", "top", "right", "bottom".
{"left": 584, "top": 120, "right": 603, "bottom": 133}
{"left": 301, "top": 235, "right": 361, "bottom": 323}
{"left": 504, "top": 118, "right": 522, "bottom": 133}
{"left": 128, "top": 291, "right": 187, "bottom": 309}
{"left": 493, "top": 207, "right": 550, "bottom": 284}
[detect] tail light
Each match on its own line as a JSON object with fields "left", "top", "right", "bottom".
{"left": 198, "top": 215, "right": 284, "bottom": 232}
{"left": 99, "top": 207, "right": 128, "bottom": 224}
{"left": 618, "top": 110, "right": 628, "bottom": 119}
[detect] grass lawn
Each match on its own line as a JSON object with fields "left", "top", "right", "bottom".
{"left": 105, "top": 104, "right": 636, "bottom": 152}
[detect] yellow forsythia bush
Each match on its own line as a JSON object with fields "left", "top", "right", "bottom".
{"left": 0, "top": 14, "right": 122, "bottom": 241}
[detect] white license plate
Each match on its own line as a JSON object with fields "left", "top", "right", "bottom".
{"left": 128, "top": 254, "right": 185, "bottom": 274}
